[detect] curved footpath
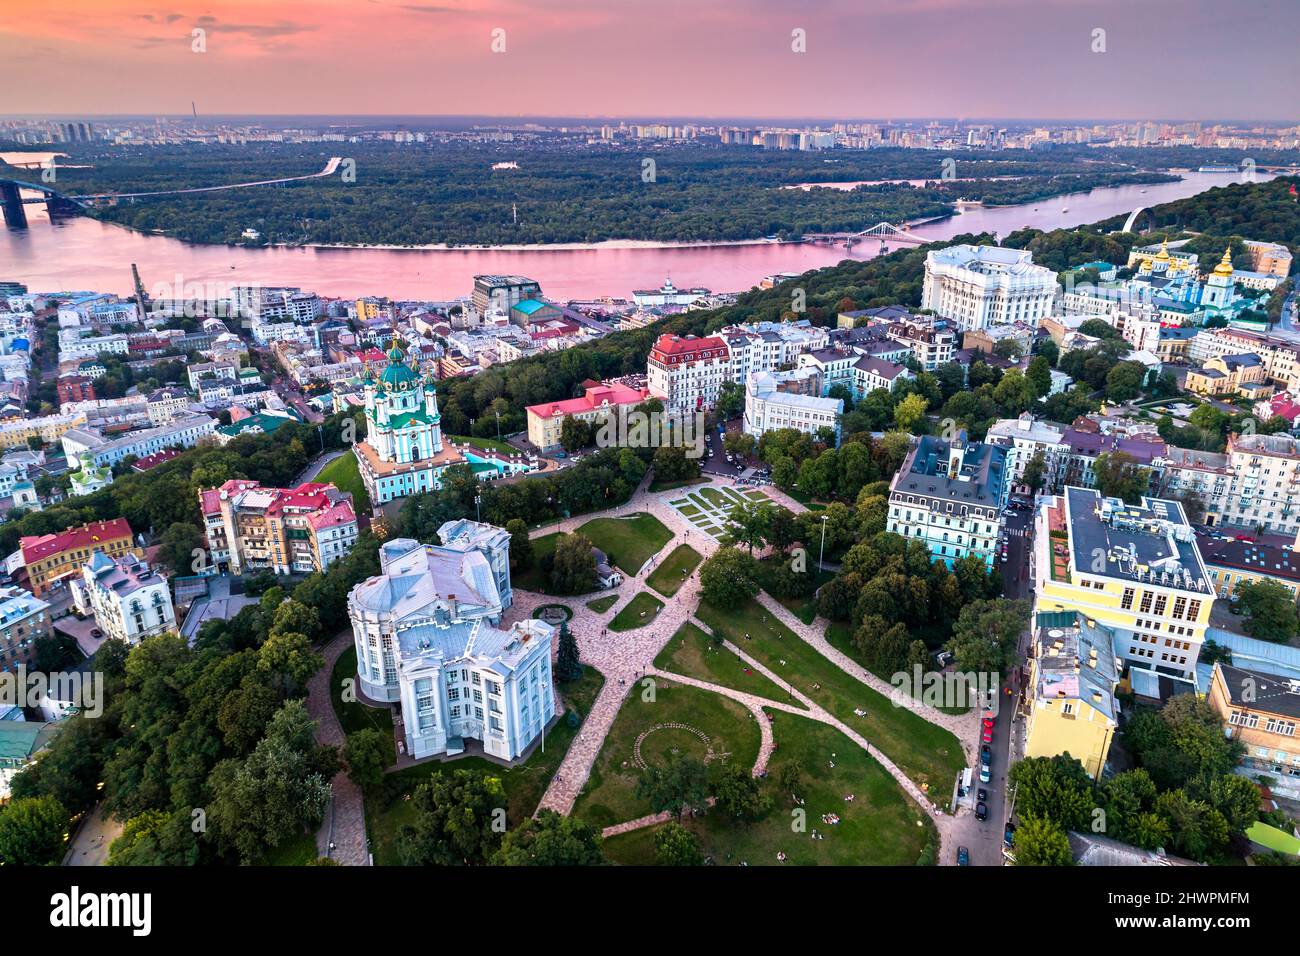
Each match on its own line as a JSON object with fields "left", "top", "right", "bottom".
{"left": 506, "top": 475, "right": 974, "bottom": 862}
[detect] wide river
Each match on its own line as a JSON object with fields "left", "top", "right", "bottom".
{"left": 0, "top": 170, "right": 1269, "bottom": 301}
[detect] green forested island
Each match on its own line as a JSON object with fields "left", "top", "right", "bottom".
{"left": 0, "top": 139, "right": 1229, "bottom": 247}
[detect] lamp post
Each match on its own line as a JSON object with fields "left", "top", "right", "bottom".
{"left": 474, "top": 493, "right": 482, "bottom": 523}
{"left": 495, "top": 410, "right": 501, "bottom": 442}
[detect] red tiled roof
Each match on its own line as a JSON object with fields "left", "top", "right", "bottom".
{"left": 306, "top": 501, "right": 357, "bottom": 530}
{"left": 131, "top": 449, "right": 182, "bottom": 472}
{"left": 526, "top": 381, "right": 650, "bottom": 419}
{"left": 21, "top": 518, "right": 133, "bottom": 564}
{"left": 650, "top": 333, "right": 728, "bottom": 360}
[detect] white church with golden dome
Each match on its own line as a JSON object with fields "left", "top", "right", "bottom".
{"left": 1130, "top": 239, "right": 1242, "bottom": 322}
{"left": 352, "top": 343, "right": 467, "bottom": 507}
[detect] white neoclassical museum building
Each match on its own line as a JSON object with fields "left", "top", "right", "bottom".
{"left": 346, "top": 519, "right": 555, "bottom": 761}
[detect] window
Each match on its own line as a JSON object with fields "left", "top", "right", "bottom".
{"left": 1138, "top": 591, "right": 1153, "bottom": 614}
{"left": 1152, "top": 595, "right": 1167, "bottom": 617}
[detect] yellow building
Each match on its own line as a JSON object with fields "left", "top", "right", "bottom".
{"left": 1185, "top": 353, "right": 1271, "bottom": 398}
{"left": 525, "top": 379, "right": 651, "bottom": 452}
{"left": 19, "top": 518, "right": 140, "bottom": 597}
{"left": 1208, "top": 662, "right": 1300, "bottom": 786}
{"left": 0, "top": 412, "right": 87, "bottom": 451}
{"left": 1024, "top": 612, "right": 1119, "bottom": 780}
{"left": 1033, "top": 487, "right": 1215, "bottom": 689}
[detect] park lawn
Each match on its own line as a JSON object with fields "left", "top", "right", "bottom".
{"left": 316, "top": 452, "right": 371, "bottom": 514}
{"left": 697, "top": 599, "right": 964, "bottom": 799}
{"left": 572, "top": 678, "right": 761, "bottom": 830}
{"left": 577, "top": 512, "right": 673, "bottom": 575}
{"left": 653, "top": 621, "right": 799, "bottom": 706}
{"left": 602, "top": 712, "right": 936, "bottom": 866}
{"left": 826, "top": 621, "right": 969, "bottom": 717}
{"left": 447, "top": 434, "right": 516, "bottom": 454}
{"left": 330, "top": 646, "right": 397, "bottom": 766}
{"left": 510, "top": 533, "right": 560, "bottom": 592}
{"left": 609, "top": 591, "right": 665, "bottom": 632}
{"left": 258, "top": 829, "right": 321, "bottom": 866}
{"left": 367, "top": 668, "right": 604, "bottom": 865}
{"left": 585, "top": 594, "right": 619, "bottom": 614}
{"left": 646, "top": 544, "right": 703, "bottom": 597}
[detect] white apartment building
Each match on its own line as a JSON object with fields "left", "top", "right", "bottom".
{"left": 743, "top": 371, "right": 843, "bottom": 443}
{"left": 146, "top": 387, "right": 191, "bottom": 425}
{"left": 72, "top": 551, "right": 176, "bottom": 646}
{"left": 987, "top": 414, "right": 1068, "bottom": 489}
{"left": 1217, "top": 432, "right": 1300, "bottom": 534}
{"left": 921, "top": 244, "right": 1057, "bottom": 332}
{"left": 60, "top": 414, "right": 217, "bottom": 468}
{"left": 646, "top": 333, "right": 731, "bottom": 414}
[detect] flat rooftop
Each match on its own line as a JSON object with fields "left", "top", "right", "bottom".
{"left": 1063, "top": 487, "right": 1212, "bottom": 594}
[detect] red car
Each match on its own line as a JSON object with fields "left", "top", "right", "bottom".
{"left": 981, "top": 716, "right": 995, "bottom": 744}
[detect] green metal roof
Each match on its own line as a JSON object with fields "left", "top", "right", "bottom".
{"left": 511, "top": 298, "right": 549, "bottom": 315}
{"left": 386, "top": 410, "right": 433, "bottom": 430}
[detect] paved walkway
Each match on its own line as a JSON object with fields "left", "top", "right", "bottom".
{"left": 504, "top": 475, "right": 966, "bottom": 862}
{"left": 305, "top": 631, "right": 370, "bottom": 866}
{"left": 751, "top": 591, "right": 979, "bottom": 766}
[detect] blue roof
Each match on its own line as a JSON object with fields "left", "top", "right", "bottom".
{"left": 511, "top": 299, "right": 549, "bottom": 315}
{"left": 1205, "top": 627, "right": 1300, "bottom": 681}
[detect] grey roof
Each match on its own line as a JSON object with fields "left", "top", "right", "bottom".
{"left": 353, "top": 539, "right": 495, "bottom": 620}
{"left": 1033, "top": 613, "right": 1118, "bottom": 722}
{"left": 1063, "top": 487, "right": 1212, "bottom": 593}
{"left": 1217, "top": 663, "right": 1300, "bottom": 719}
{"left": 1067, "top": 831, "right": 1200, "bottom": 867}
{"left": 892, "top": 434, "right": 1007, "bottom": 506}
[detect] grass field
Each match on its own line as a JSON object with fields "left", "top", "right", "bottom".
{"left": 315, "top": 452, "right": 371, "bottom": 514}
{"left": 576, "top": 512, "right": 673, "bottom": 575}
{"left": 602, "top": 712, "right": 936, "bottom": 866}
{"left": 447, "top": 434, "right": 517, "bottom": 454}
{"left": 367, "top": 668, "right": 604, "bottom": 865}
{"left": 329, "top": 646, "right": 396, "bottom": 766}
{"left": 257, "top": 829, "right": 321, "bottom": 866}
{"left": 646, "top": 544, "right": 702, "bottom": 597}
{"left": 609, "top": 591, "right": 665, "bottom": 632}
{"left": 585, "top": 594, "right": 619, "bottom": 613}
{"left": 697, "top": 599, "right": 964, "bottom": 798}
{"left": 572, "top": 678, "right": 760, "bottom": 829}
{"left": 653, "top": 621, "right": 798, "bottom": 705}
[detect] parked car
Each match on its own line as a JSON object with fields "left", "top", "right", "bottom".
{"left": 957, "top": 846, "right": 970, "bottom": 866}
{"left": 979, "top": 763, "right": 990, "bottom": 784}
{"left": 977, "top": 788, "right": 987, "bottom": 803}
{"left": 980, "top": 744, "right": 991, "bottom": 767}
{"left": 975, "top": 801, "right": 988, "bottom": 821}
{"left": 1004, "top": 822, "right": 1017, "bottom": 847}
{"left": 90, "top": 628, "right": 104, "bottom": 638}
{"left": 981, "top": 722, "right": 994, "bottom": 744}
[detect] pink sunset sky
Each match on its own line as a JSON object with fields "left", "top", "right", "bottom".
{"left": 1, "top": 0, "right": 1296, "bottom": 120}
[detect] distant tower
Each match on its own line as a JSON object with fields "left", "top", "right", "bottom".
{"left": 192, "top": 101, "right": 197, "bottom": 119}
{"left": 512, "top": 202, "right": 517, "bottom": 225}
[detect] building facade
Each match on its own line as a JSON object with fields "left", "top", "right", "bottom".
{"left": 19, "top": 518, "right": 139, "bottom": 597}
{"left": 346, "top": 522, "right": 555, "bottom": 762}
{"left": 525, "top": 379, "right": 650, "bottom": 452}
{"left": 646, "top": 333, "right": 731, "bottom": 414}
{"left": 1033, "top": 488, "right": 1214, "bottom": 687}
{"left": 742, "top": 371, "right": 843, "bottom": 443}
{"left": 198, "top": 479, "right": 359, "bottom": 576}
{"left": 1024, "top": 612, "right": 1119, "bottom": 780}
{"left": 72, "top": 551, "right": 176, "bottom": 646}
{"left": 921, "top": 244, "right": 1057, "bottom": 332}
{"left": 1209, "top": 662, "right": 1300, "bottom": 787}
{"left": 0, "top": 585, "right": 51, "bottom": 674}
{"left": 887, "top": 433, "right": 1008, "bottom": 568}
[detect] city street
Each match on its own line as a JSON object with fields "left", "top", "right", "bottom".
{"left": 999, "top": 501, "right": 1034, "bottom": 600}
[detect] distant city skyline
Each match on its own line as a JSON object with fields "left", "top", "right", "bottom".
{"left": 1, "top": 0, "right": 1296, "bottom": 121}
